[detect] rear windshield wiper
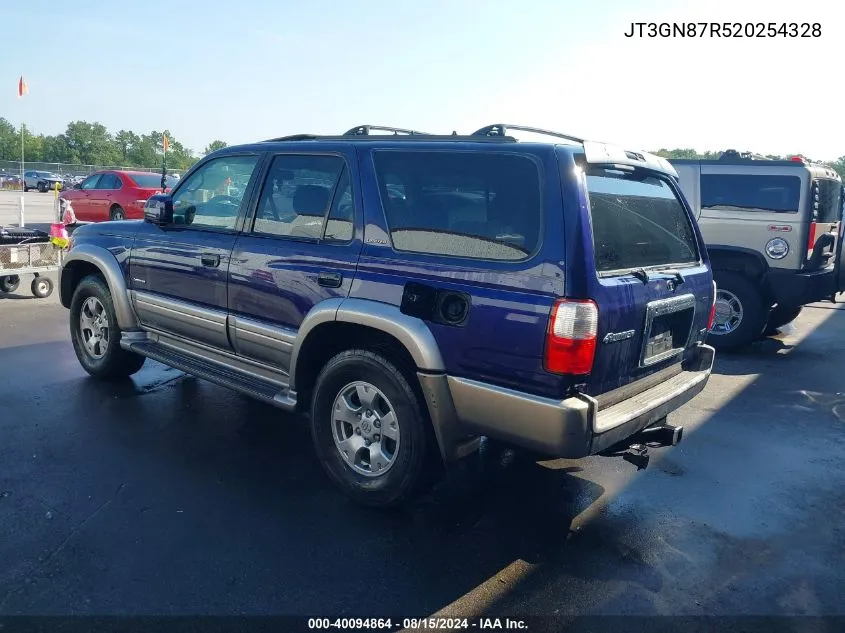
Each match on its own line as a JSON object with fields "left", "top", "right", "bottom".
{"left": 630, "top": 268, "right": 686, "bottom": 286}
{"left": 631, "top": 268, "right": 650, "bottom": 283}
{"left": 654, "top": 269, "right": 686, "bottom": 286}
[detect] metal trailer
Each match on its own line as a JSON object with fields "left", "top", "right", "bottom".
{"left": 0, "top": 227, "right": 61, "bottom": 298}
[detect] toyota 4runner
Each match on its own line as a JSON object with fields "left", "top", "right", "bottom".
{"left": 59, "top": 124, "right": 716, "bottom": 507}
{"left": 671, "top": 152, "right": 844, "bottom": 351}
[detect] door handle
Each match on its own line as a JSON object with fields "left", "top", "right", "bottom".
{"left": 201, "top": 254, "right": 221, "bottom": 268}
{"left": 317, "top": 271, "right": 343, "bottom": 288}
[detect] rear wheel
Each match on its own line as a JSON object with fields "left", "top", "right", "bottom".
{"left": 69, "top": 275, "right": 146, "bottom": 379}
{"left": 310, "top": 349, "right": 432, "bottom": 507}
{"left": 0, "top": 275, "right": 21, "bottom": 293}
{"left": 706, "top": 271, "right": 767, "bottom": 352}
{"left": 764, "top": 304, "right": 803, "bottom": 335}
{"left": 109, "top": 206, "right": 125, "bottom": 221}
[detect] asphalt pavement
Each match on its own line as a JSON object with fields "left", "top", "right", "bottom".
{"left": 1, "top": 284, "right": 844, "bottom": 621}
{"left": 0, "top": 190, "right": 59, "bottom": 230}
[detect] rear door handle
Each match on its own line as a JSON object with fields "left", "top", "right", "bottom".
{"left": 201, "top": 254, "right": 221, "bottom": 268}
{"left": 317, "top": 271, "right": 342, "bottom": 288}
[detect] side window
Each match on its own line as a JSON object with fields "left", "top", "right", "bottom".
{"left": 98, "top": 174, "right": 119, "bottom": 190}
{"left": 252, "top": 154, "right": 345, "bottom": 240}
{"left": 324, "top": 167, "right": 353, "bottom": 243}
{"left": 81, "top": 174, "right": 102, "bottom": 190}
{"left": 373, "top": 151, "right": 542, "bottom": 261}
{"left": 171, "top": 155, "right": 261, "bottom": 230}
{"left": 701, "top": 174, "right": 802, "bottom": 213}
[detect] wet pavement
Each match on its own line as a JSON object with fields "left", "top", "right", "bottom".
{"left": 1, "top": 290, "right": 844, "bottom": 619}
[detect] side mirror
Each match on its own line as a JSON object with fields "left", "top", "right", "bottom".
{"left": 144, "top": 194, "right": 174, "bottom": 225}
{"left": 73, "top": 183, "right": 82, "bottom": 189}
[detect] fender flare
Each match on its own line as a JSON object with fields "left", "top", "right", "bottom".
{"left": 288, "top": 297, "right": 446, "bottom": 391}
{"left": 60, "top": 243, "right": 139, "bottom": 330}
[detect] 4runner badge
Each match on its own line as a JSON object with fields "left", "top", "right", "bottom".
{"left": 602, "top": 330, "right": 635, "bottom": 344}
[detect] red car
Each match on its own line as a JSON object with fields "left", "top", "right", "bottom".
{"left": 60, "top": 170, "right": 176, "bottom": 222}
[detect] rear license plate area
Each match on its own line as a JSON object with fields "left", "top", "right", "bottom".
{"left": 640, "top": 294, "right": 696, "bottom": 367}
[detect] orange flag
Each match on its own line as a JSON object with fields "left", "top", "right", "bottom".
{"left": 162, "top": 134, "right": 169, "bottom": 152}
{"left": 18, "top": 76, "right": 28, "bottom": 97}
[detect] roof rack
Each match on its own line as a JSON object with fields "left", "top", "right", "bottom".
{"left": 471, "top": 124, "right": 585, "bottom": 144}
{"left": 342, "top": 125, "right": 430, "bottom": 136}
{"left": 719, "top": 149, "right": 767, "bottom": 161}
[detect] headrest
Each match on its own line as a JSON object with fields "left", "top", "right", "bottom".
{"left": 293, "top": 185, "right": 330, "bottom": 216}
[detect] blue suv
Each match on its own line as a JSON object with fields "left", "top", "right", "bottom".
{"left": 59, "top": 124, "right": 716, "bottom": 507}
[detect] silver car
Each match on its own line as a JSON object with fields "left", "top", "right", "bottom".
{"left": 23, "top": 170, "right": 64, "bottom": 193}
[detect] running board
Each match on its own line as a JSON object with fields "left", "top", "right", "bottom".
{"left": 124, "top": 340, "right": 297, "bottom": 411}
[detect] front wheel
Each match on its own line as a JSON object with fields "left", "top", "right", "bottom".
{"left": 69, "top": 275, "right": 146, "bottom": 379}
{"left": 37, "top": 182, "right": 47, "bottom": 193}
{"left": 310, "top": 349, "right": 432, "bottom": 507}
{"left": 706, "top": 271, "right": 767, "bottom": 352}
{"left": 31, "top": 276, "right": 53, "bottom": 298}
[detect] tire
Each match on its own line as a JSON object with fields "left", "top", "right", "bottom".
{"left": 310, "top": 349, "right": 431, "bottom": 508}
{"left": 764, "top": 304, "right": 803, "bottom": 335}
{"left": 0, "top": 275, "right": 21, "bottom": 293}
{"left": 69, "top": 275, "right": 146, "bottom": 380}
{"left": 706, "top": 271, "right": 767, "bottom": 352}
{"left": 31, "top": 276, "right": 53, "bottom": 298}
{"left": 110, "top": 206, "right": 126, "bottom": 221}
{"left": 37, "top": 182, "right": 47, "bottom": 193}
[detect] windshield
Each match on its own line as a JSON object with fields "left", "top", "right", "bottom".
{"left": 129, "top": 173, "right": 177, "bottom": 189}
{"left": 587, "top": 167, "right": 700, "bottom": 273}
{"left": 815, "top": 178, "right": 843, "bottom": 223}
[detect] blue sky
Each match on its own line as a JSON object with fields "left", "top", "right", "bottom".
{"left": 2, "top": 0, "right": 841, "bottom": 159}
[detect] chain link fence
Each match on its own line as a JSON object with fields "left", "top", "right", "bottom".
{"left": 0, "top": 160, "right": 164, "bottom": 190}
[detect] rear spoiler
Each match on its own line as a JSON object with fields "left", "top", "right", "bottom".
{"left": 471, "top": 123, "right": 678, "bottom": 178}
{"left": 582, "top": 141, "right": 678, "bottom": 178}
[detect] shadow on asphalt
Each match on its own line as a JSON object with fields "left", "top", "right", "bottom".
{"left": 477, "top": 303, "right": 845, "bottom": 618}
{"left": 28, "top": 362, "right": 605, "bottom": 616}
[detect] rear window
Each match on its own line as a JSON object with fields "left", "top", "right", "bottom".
{"left": 815, "top": 179, "right": 842, "bottom": 223}
{"left": 587, "top": 168, "right": 700, "bottom": 273}
{"left": 129, "top": 173, "right": 177, "bottom": 189}
{"left": 373, "top": 151, "right": 542, "bottom": 261}
{"left": 701, "top": 174, "right": 801, "bottom": 213}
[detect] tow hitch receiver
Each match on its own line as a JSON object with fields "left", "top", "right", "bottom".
{"left": 600, "top": 423, "right": 684, "bottom": 471}
{"left": 622, "top": 444, "right": 650, "bottom": 470}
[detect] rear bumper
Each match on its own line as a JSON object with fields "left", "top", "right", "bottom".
{"left": 765, "top": 267, "right": 836, "bottom": 306}
{"left": 419, "top": 344, "right": 714, "bottom": 462}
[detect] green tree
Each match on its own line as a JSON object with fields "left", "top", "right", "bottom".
{"left": 203, "top": 140, "right": 228, "bottom": 155}
{"left": 114, "top": 129, "right": 140, "bottom": 164}
{"left": 0, "top": 118, "right": 19, "bottom": 160}
{"left": 655, "top": 148, "right": 701, "bottom": 159}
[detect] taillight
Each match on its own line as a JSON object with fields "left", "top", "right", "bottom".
{"left": 707, "top": 280, "right": 717, "bottom": 331}
{"left": 544, "top": 299, "right": 598, "bottom": 375}
{"left": 807, "top": 222, "right": 818, "bottom": 252}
